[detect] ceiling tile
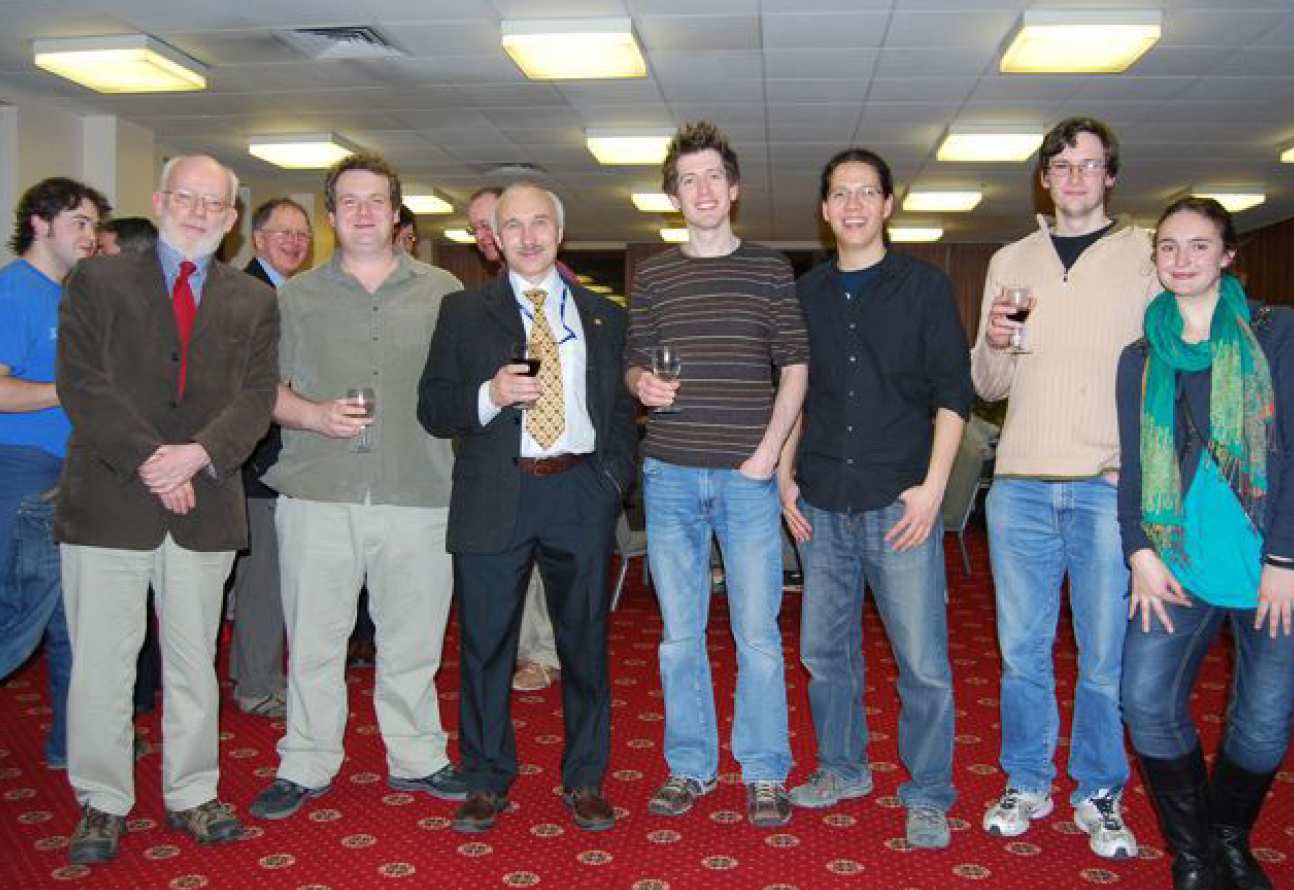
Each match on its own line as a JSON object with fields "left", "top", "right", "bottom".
{"left": 636, "top": 15, "right": 762, "bottom": 51}
{"left": 763, "top": 48, "right": 879, "bottom": 79}
{"left": 762, "top": 12, "right": 893, "bottom": 49}
{"left": 868, "top": 77, "right": 976, "bottom": 102}
{"left": 885, "top": 9, "right": 1017, "bottom": 49}
{"left": 874, "top": 46, "right": 995, "bottom": 77}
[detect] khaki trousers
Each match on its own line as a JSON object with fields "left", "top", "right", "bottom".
{"left": 62, "top": 537, "right": 235, "bottom": 815}
{"left": 275, "top": 497, "right": 453, "bottom": 789}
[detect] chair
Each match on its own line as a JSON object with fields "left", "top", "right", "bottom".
{"left": 940, "top": 416, "right": 998, "bottom": 576}
{"left": 611, "top": 510, "right": 649, "bottom": 611}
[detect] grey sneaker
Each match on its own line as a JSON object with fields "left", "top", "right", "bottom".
{"left": 68, "top": 804, "right": 125, "bottom": 865}
{"left": 237, "top": 690, "right": 287, "bottom": 720}
{"left": 746, "top": 780, "right": 792, "bottom": 828}
{"left": 982, "top": 787, "right": 1054, "bottom": 837}
{"left": 1074, "top": 788, "right": 1138, "bottom": 860}
{"left": 165, "top": 799, "right": 242, "bottom": 845}
{"left": 648, "top": 775, "right": 717, "bottom": 816}
{"left": 906, "top": 804, "right": 951, "bottom": 849}
{"left": 388, "top": 764, "right": 467, "bottom": 801}
{"left": 789, "top": 768, "right": 874, "bottom": 809}
{"left": 250, "top": 779, "right": 330, "bottom": 821}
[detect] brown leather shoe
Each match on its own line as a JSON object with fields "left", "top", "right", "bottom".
{"left": 563, "top": 785, "right": 615, "bottom": 831}
{"left": 452, "top": 791, "right": 507, "bottom": 833}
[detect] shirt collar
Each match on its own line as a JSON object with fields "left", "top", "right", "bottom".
{"left": 157, "top": 235, "right": 215, "bottom": 276}
{"left": 508, "top": 266, "right": 563, "bottom": 308}
{"left": 255, "top": 256, "right": 287, "bottom": 288}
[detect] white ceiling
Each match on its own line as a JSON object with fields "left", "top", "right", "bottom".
{"left": 2, "top": 0, "right": 1293, "bottom": 244}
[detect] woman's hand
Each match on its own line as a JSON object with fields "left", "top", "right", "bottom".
{"left": 1255, "top": 563, "right": 1294, "bottom": 638}
{"left": 1128, "top": 548, "right": 1192, "bottom": 633}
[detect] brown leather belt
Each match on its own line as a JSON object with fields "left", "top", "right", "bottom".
{"left": 515, "top": 453, "right": 586, "bottom": 477}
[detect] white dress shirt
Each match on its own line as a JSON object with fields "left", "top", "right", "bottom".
{"left": 477, "top": 267, "right": 596, "bottom": 457}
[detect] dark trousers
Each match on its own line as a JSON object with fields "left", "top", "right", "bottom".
{"left": 455, "top": 461, "right": 618, "bottom": 795}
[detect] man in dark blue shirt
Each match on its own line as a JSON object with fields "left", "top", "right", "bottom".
{"left": 778, "top": 148, "right": 972, "bottom": 849}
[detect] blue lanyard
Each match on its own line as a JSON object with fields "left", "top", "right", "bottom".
{"left": 518, "top": 284, "right": 577, "bottom": 344}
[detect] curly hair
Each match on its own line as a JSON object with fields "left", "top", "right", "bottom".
{"left": 9, "top": 177, "right": 111, "bottom": 255}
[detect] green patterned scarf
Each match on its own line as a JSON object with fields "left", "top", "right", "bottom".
{"left": 1140, "top": 274, "right": 1273, "bottom": 560}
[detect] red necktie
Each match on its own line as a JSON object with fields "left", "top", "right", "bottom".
{"left": 172, "top": 260, "right": 197, "bottom": 397}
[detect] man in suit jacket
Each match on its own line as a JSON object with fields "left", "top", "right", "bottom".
{"left": 56, "top": 155, "right": 279, "bottom": 866}
{"left": 228, "top": 197, "right": 311, "bottom": 720}
{"left": 419, "top": 181, "right": 636, "bottom": 833}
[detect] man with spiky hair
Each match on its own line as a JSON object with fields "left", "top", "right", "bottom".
{"left": 250, "top": 153, "right": 466, "bottom": 823}
{"left": 625, "top": 121, "right": 809, "bottom": 828}
{"left": 0, "top": 178, "right": 110, "bottom": 761}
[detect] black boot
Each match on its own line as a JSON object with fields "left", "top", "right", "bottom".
{"left": 1210, "top": 752, "right": 1276, "bottom": 890}
{"left": 1137, "top": 747, "right": 1220, "bottom": 890}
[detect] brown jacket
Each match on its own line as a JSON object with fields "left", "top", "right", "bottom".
{"left": 55, "top": 252, "right": 279, "bottom": 551}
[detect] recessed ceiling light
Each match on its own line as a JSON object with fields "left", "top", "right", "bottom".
{"left": 403, "top": 193, "right": 453, "bottom": 215}
{"left": 443, "top": 228, "right": 474, "bottom": 244}
{"left": 937, "top": 128, "right": 1043, "bottom": 163}
{"left": 1282, "top": 145, "right": 1294, "bottom": 164}
{"left": 33, "top": 34, "right": 207, "bottom": 93}
{"left": 903, "top": 190, "right": 983, "bottom": 213}
{"left": 632, "top": 192, "right": 676, "bottom": 213}
{"left": 248, "top": 133, "right": 357, "bottom": 169}
{"left": 1191, "top": 191, "right": 1266, "bottom": 213}
{"left": 502, "top": 18, "right": 646, "bottom": 80}
{"left": 587, "top": 129, "right": 673, "bottom": 166}
{"left": 660, "top": 227, "right": 690, "bottom": 243}
{"left": 1000, "top": 9, "right": 1162, "bottom": 74}
{"left": 889, "top": 226, "right": 944, "bottom": 243}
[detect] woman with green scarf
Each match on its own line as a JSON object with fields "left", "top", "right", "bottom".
{"left": 1116, "top": 197, "right": 1294, "bottom": 890}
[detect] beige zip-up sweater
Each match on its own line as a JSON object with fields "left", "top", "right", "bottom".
{"left": 970, "top": 214, "right": 1158, "bottom": 479}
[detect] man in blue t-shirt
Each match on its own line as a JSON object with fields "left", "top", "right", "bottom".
{"left": 0, "top": 177, "right": 111, "bottom": 771}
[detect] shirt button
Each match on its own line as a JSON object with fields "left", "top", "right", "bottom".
{"left": 848, "top": 390, "right": 855, "bottom": 397}
{"left": 846, "top": 458, "right": 854, "bottom": 465}
{"left": 849, "top": 323, "right": 856, "bottom": 330}
{"left": 849, "top": 355, "right": 856, "bottom": 362}
{"left": 847, "top": 425, "right": 853, "bottom": 432}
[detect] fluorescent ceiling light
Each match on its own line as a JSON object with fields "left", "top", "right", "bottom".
{"left": 248, "top": 133, "right": 356, "bottom": 170}
{"left": 660, "top": 227, "right": 690, "bottom": 243}
{"left": 903, "top": 190, "right": 983, "bottom": 213}
{"left": 1191, "top": 191, "right": 1266, "bottom": 213}
{"left": 443, "top": 228, "right": 474, "bottom": 243}
{"left": 890, "top": 226, "right": 944, "bottom": 243}
{"left": 403, "top": 193, "right": 453, "bottom": 215}
{"left": 937, "top": 128, "right": 1043, "bottom": 163}
{"left": 632, "top": 192, "right": 676, "bottom": 213}
{"left": 586, "top": 284, "right": 614, "bottom": 294}
{"left": 1282, "top": 145, "right": 1294, "bottom": 164}
{"left": 502, "top": 18, "right": 646, "bottom": 80}
{"left": 587, "top": 129, "right": 673, "bottom": 166}
{"left": 33, "top": 34, "right": 207, "bottom": 93}
{"left": 1000, "top": 9, "right": 1162, "bottom": 74}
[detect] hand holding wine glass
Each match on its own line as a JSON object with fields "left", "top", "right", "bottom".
{"left": 1002, "top": 285, "right": 1035, "bottom": 354}
{"left": 504, "top": 339, "right": 541, "bottom": 409}
{"left": 345, "top": 387, "right": 376, "bottom": 452}
{"left": 650, "top": 344, "right": 683, "bottom": 415}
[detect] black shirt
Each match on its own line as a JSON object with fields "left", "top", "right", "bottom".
{"left": 795, "top": 251, "right": 973, "bottom": 513}
{"left": 1052, "top": 221, "right": 1115, "bottom": 271}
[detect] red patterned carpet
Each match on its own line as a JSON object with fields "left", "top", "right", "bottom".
{"left": 2, "top": 529, "right": 1293, "bottom": 889}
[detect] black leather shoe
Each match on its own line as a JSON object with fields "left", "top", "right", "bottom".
{"left": 1136, "top": 747, "right": 1220, "bottom": 890}
{"left": 1211, "top": 752, "right": 1277, "bottom": 890}
{"left": 453, "top": 791, "right": 507, "bottom": 833}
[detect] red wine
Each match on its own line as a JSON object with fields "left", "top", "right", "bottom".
{"left": 1010, "top": 307, "right": 1032, "bottom": 323}
{"left": 513, "top": 357, "right": 541, "bottom": 377}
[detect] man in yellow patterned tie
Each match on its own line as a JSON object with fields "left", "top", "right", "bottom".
{"left": 419, "top": 181, "right": 637, "bottom": 834}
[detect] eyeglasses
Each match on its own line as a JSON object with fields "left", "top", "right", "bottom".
{"left": 1047, "top": 159, "right": 1107, "bottom": 178}
{"left": 826, "top": 185, "right": 886, "bottom": 203}
{"left": 162, "top": 190, "right": 230, "bottom": 213}
{"left": 262, "top": 229, "right": 311, "bottom": 242}
{"left": 336, "top": 195, "right": 391, "bottom": 213}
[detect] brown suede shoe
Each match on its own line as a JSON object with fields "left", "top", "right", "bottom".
{"left": 166, "top": 799, "right": 243, "bottom": 845}
{"left": 452, "top": 791, "right": 508, "bottom": 833}
{"left": 562, "top": 785, "right": 615, "bottom": 831}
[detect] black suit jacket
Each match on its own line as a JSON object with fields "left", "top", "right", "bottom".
{"left": 55, "top": 252, "right": 279, "bottom": 551}
{"left": 241, "top": 257, "right": 282, "bottom": 498}
{"left": 418, "top": 276, "right": 636, "bottom": 554}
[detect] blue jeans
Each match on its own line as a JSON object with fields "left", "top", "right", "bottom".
{"left": 986, "top": 477, "right": 1130, "bottom": 804}
{"left": 799, "top": 499, "right": 956, "bottom": 812}
{"left": 1122, "top": 598, "right": 1294, "bottom": 774}
{"left": 643, "top": 457, "right": 790, "bottom": 783}
{"left": 0, "top": 445, "right": 69, "bottom": 765}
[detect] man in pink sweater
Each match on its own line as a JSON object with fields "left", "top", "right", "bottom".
{"left": 971, "top": 117, "right": 1158, "bottom": 862}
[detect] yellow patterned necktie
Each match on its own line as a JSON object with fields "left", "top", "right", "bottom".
{"left": 524, "top": 288, "right": 565, "bottom": 448}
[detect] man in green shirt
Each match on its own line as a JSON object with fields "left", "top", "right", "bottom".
{"left": 250, "top": 153, "right": 465, "bottom": 821}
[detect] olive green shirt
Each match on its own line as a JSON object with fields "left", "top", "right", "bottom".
{"left": 264, "top": 251, "right": 462, "bottom": 507}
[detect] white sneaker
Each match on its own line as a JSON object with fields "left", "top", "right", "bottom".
{"left": 1074, "top": 788, "right": 1138, "bottom": 860}
{"left": 982, "top": 788, "right": 1054, "bottom": 837}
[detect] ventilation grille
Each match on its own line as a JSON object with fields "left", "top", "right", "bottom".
{"left": 276, "top": 27, "right": 406, "bottom": 60}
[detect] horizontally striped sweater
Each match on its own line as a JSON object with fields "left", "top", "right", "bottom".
{"left": 626, "top": 242, "right": 809, "bottom": 469}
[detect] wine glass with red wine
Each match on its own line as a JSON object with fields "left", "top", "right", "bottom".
{"left": 510, "top": 340, "right": 540, "bottom": 409}
{"left": 1003, "top": 286, "right": 1035, "bottom": 354}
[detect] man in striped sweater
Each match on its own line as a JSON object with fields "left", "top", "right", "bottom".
{"left": 625, "top": 121, "right": 809, "bottom": 828}
{"left": 971, "top": 117, "right": 1158, "bottom": 861}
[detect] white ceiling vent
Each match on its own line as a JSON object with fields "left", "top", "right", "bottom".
{"left": 276, "top": 27, "right": 406, "bottom": 61}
